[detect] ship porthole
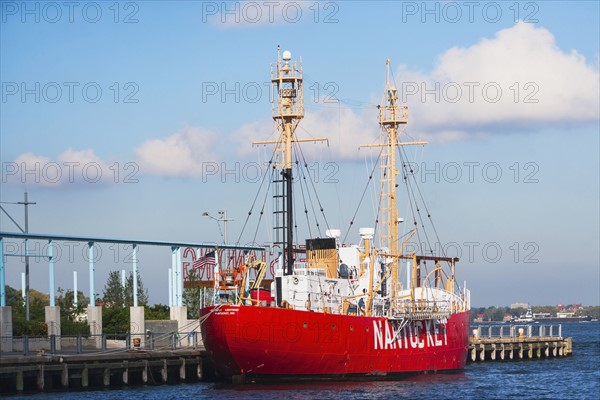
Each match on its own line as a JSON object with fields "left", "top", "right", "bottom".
{"left": 331, "top": 324, "right": 336, "bottom": 330}
{"left": 350, "top": 325, "right": 354, "bottom": 331}
{"left": 303, "top": 322, "right": 308, "bottom": 328}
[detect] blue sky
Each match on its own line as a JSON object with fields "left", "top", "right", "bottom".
{"left": 1, "top": 1, "right": 599, "bottom": 306}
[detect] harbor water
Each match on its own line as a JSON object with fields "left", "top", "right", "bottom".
{"left": 5, "top": 321, "right": 599, "bottom": 400}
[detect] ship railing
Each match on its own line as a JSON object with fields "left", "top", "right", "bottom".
{"left": 472, "top": 324, "right": 562, "bottom": 339}
{"left": 293, "top": 266, "right": 325, "bottom": 276}
{"left": 387, "top": 299, "right": 452, "bottom": 321}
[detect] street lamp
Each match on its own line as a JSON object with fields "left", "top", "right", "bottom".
{"left": 202, "top": 210, "right": 234, "bottom": 243}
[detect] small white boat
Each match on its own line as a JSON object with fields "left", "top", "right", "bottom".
{"left": 512, "top": 308, "right": 535, "bottom": 323}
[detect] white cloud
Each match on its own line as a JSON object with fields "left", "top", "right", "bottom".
{"left": 396, "top": 21, "right": 599, "bottom": 134}
{"left": 57, "top": 148, "right": 107, "bottom": 167}
{"left": 232, "top": 105, "right": 381, "bottom": 162}
{"left": 5, "top": 149, "right": 114, "bottom": 187}
{"left": 232, "top": 22, "right": 599, "bottom": 160}
{"left": 6, "top": 126, "right": 219, "bottom": 185}
{"left": 134, "top": 125, "right": 218, "bottom": 177}
{"left": 14, "top": 152, "right": 50, "bottom": 167}
{"left": 301, "top": 106, "right": 379, "bottom": 160}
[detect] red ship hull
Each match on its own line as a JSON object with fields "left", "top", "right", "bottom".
{"left": 201, "top": 305, "right": 470, "bottom": 381}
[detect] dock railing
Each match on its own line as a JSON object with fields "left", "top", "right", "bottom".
{"left": 472, "top": 324, "right": 562, "bottom": 340}
{"left": 1, "top": 331, "right": 203, "bottom": 356}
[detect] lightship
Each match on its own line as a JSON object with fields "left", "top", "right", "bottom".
{"left": 200, "top": 49, "right": 471, "bottom": 382}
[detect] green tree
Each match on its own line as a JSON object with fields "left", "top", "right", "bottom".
{"left": 102, "top": 270, "right": 149, "bottom": 308}
{"left": 55, "top": 287, "right": 89, "bottom": 335}
{"left": 55, "top": 287, "right": 89, "bottom": 320}
{"left": 581, "top": 306, "right": 600, "bottom": 318}
{"left": 125, "top": 272, "right": 149, "bottom": 307}
{"left": 145, "top": 304, "right": 170, "bottom": 320}
{"left": 100, "top": 271, "right": 149, "bottom": 334}
{"left": 102, "top": 271, "right": 125, "bottom": 307}
{"left": 183, "top": 269, "right": 202, "bottom": 319}
{"left": 6, "top": 286, "right": 48, "bottom": 336}
{"left": 102, "top": 306, "right": 129, "bottom": 335}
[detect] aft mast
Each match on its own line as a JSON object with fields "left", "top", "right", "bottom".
{"left": 253, "top": 47, "right": 327, "bottom": 275}
{"left": 361, "top": 59, "right": 427, "bottom": 301}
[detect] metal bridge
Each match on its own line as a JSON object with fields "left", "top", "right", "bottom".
{"left": 0, "top": 231, "right": 265, "bottom": 308}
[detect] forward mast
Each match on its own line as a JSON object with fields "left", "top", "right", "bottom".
{"left": 253, "top": 48, "right": 327, "bottom": 276}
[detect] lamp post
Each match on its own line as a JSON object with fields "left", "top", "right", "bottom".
{"left": 202, "top": 210, "right": 234, "bottom": 243}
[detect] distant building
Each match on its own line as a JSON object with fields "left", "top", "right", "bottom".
{"left": 473, "top": 314, "right": 485, "bottom": 323}
{"left": 503, "top": 313, "right": 513, "bottom": 322}
{"left": 557, "top": 312, "right": 575, "bottom": 318}
{"left": 510, "top": 302, "right": 529, "bottom": 310}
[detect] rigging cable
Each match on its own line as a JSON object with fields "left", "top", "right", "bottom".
{"left": 292, "top": 145, "right": 314, "bottom": 239}
{"left": 400, "top": 143, "right": 449, "bottom": 260}
{"left": 397, "top": 140, "right": 424, "bottom": 256}
{"left": 341, "top": 146, "right": 383, "bottom": 244}
{"left": 290, "top": 134, "right": 323, "bottom": 237}
{"left": 295, "top": 134, "right": 332, "bottom": 235}
{"left": 252, "top": 165, "right": 276, "bottom": 244}
{"left": 402, "top": 147, "right": 435, "bottom": 258}
{"left": 236, "top": 128, "right": 279, "bottom": 245}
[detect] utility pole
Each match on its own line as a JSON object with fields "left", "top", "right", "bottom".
{"left": 17, "top": 192, "right": 36, "bottom": 321}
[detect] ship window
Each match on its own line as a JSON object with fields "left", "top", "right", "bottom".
{"left": 350, "top": 325, "right": 354, "bottom": 331}
{"left": 303, "top": 322, "right": 308, "bottom": 328}
{"left": 331, "top": 324, "right": 335, "bottom": 330}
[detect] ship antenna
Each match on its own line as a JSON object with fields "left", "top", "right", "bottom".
{"left": 386, "top": 58, "right": 390, "bottom": 88}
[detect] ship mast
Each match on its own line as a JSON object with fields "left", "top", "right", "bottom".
{"left": 361, "top": 59, "right": 427, "bottom": 300}
{"left": 253, "top": 47, "right": 327, "bottom": 275}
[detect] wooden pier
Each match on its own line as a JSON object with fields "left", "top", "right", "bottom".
{"left": 0, "top": 349, "right": 215, "bottom": 394}
{"left": 468, "top": 324, "right": 572, "bottom": 362}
